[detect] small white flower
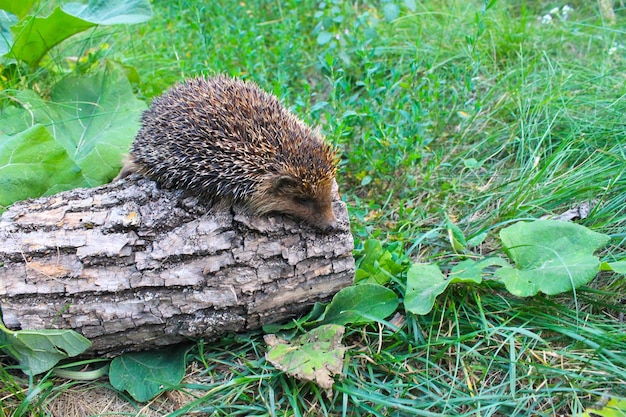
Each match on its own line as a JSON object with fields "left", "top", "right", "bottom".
{"left": 541, "top": 14, "right": 553, "bottom": 24}
{"left": 549, "top": 7, "right": 560, "bottom": 15}
{"left": 609, "top": 42, "right": 623, "bottom": 55}
{"left": 561, "top": 5, "right": 573, "bottom": 20}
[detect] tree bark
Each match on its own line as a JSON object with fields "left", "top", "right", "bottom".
{"left": 0, "top": 177, "right": 354, "bottom": 355}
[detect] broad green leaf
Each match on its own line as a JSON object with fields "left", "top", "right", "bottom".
{"left": 320, "top": 284, "right": 398, "bottom": 325}
{"left": 496, "top": 255, "right": 602, "bottom": 297}
{"left": 265, "top": 324, "right": 345, "bottom": 391}
{"left": 574, "top": 397, "right": 626, "bottom": 417}
{"left": 601, "top": 261, "right": 626, "bottom": 274}
{"left": 0, "top": 9, "right": 17, "bottom": 55}
{"left": 5, "top": 0, "right": 152, "bottom": 67}
{"left": 62, "top": 0, "right": 153, "bottom": 25}
{"left": 317, "top": 31, "right": 333, "bottom": 45}
{"left": 2, "top": 62, "right": 145, "bottom": 190}
{"left": 383, "top": 3, "right": 400, "bottom": 21}
{"left": 495, "top": 220, "right": 610, "bottom": 297}
{"left": 8, "top": 7, "right": 95, "bottom": 67}
{"left": 405, "top": 264, "right": 448, "bottom": 315}
{"left": 462, "top": 157, "right": 482, "bottom": 169}
{"left": 404, "top": 0, "right": 417, "bottom": 12}
{"left": 0, "top": 0, "right": 38, "bottom": 19}
{"left": 499, "top": 220, "right": 610, "bottom": 269}
{"left": 405, "top": 258, "right": 508, "bottom": 315}
{"left": 467, "top": 231, "right": 488, "bottom": 247}
{"left": 109, "top": 345, "right": 189, "bottom": 402}
{"left": 0, "top": 321, "right": 91, "bottom": 376}
{"left": 449, "top": 257, "right": 511, "bottom": 281}
{"left": 0, "top": 124, "right": 83, "bottom": 209}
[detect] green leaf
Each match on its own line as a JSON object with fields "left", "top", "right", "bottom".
{"left": 467, "top": 231, "right": 488, "bottom": 247}
{"left": 319, "top": 284, "right": 399, "bottom": 325}
{"left": 62, "top": 0, "right": 154, "bottom": 25}
{"left": 446, "top": 217, "right": 467, "bottom": 252}
{"left": 449, "top": 257, "right": 511, "bottom": 281}
{"left": 317, "top": 31, "right": 333, "bottom": 45}
{"left": 2, "top": 62, "right": 145, "bottom": 195}
{"left": 109, "top": 345, "right": 189, "bottom": 402}
{"left": 404, "top": 264, "right": 450, "bottom": 315}
{"left": 262, "top": 302, "right": 327, "bottom": 334}
{"left": 355, "top": 240, "right": 384, "bottom": 278}
{"left": 5, "top": 0, "right": 152, "bottom": 67}
{"left": 574, "top": 397, "right": 626, "bottom": 417}
{"left": 462, "top": 157, "right": 482, "bottom": 169}
{"left": 0, "top": 9, "right": 17, "bottom": 55}
{"left": 0, "top": 321, "right": 91, "bottom": 376}
{"left": 495, "top": 220, "right": 610, "bottom": 297}
{"left": 8, "top": 8, "right": 95, "bottom": 67}
{"left": 404, "top": 0, "right": 417, "bottom": 12}
{"left": 383, "top": 3, "right": 400, "bottom": 21}
{"left": 355, "top": 239, "right": 404, "bottom": 285}
{"left": 0, "top": 124, "right": 84, "bottom": 209}
{"left": 265, "top": 324, "right": 345, "bottom": 391}
{"left": 601, "top": 261, "right": 626, "bottom": 274}
{"left": 0, "top": 0, "right": 38, "bottom": 19}
{"left": 405, "top": 258, "right": 508, "bottom": 315}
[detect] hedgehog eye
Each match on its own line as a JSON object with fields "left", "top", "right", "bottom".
{"left": 273, "top": 176, "right": 299, "bottom": 192}
{"left": 293, "top": 196, "right": 315, "bottom": 209}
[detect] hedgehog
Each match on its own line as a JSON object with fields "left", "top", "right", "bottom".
{"left": 118, "top": 75, "right": 338, "bottom": 230}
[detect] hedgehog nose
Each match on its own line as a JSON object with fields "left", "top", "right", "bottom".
{"left": 324, "top": 219, "right": 338, "bottom": 232}
{"left": 316, "top": 204, "right": 338, "bottom": 232}
{"left": 319, "top": 214, "right": 338, "bottom": 232}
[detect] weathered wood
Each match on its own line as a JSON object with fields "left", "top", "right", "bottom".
{"left": 0, "top": 177, "right": 354, "bottom": 355}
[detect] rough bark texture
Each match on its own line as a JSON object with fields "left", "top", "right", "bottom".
{"left": 0, "top": 177, "right": 354, "bottom": 355}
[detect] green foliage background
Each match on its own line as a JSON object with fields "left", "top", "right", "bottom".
{"left": 1, "top": 0, "right": 625, "bottom": 415}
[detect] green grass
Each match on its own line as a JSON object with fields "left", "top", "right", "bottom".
{"left": 2, "top": 0, "right": 626, "bottom": 415}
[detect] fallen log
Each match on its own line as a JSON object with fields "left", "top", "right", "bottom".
{"left": 0, "top": 177, "right": 354, "bottom": 355}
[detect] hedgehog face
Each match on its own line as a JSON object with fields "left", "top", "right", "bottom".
{"left": 251, "top": 175, "right": 337, "bottom": 231}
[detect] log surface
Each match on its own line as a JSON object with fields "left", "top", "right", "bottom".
{"left": 0, "top": 177, "right": 354, "bottom": 354}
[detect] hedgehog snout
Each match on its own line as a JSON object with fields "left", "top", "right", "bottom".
{"left": 318, "top": 216, "right": 338, "bottom": 232}
{"left": 291, "top": 184, "right": 337, "bottom": 232}
{"left": 316, "top": 202, "right": 338, "bottom": 232}
{"left": 281, "top": 194, "right": 337, "bottom": 232}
